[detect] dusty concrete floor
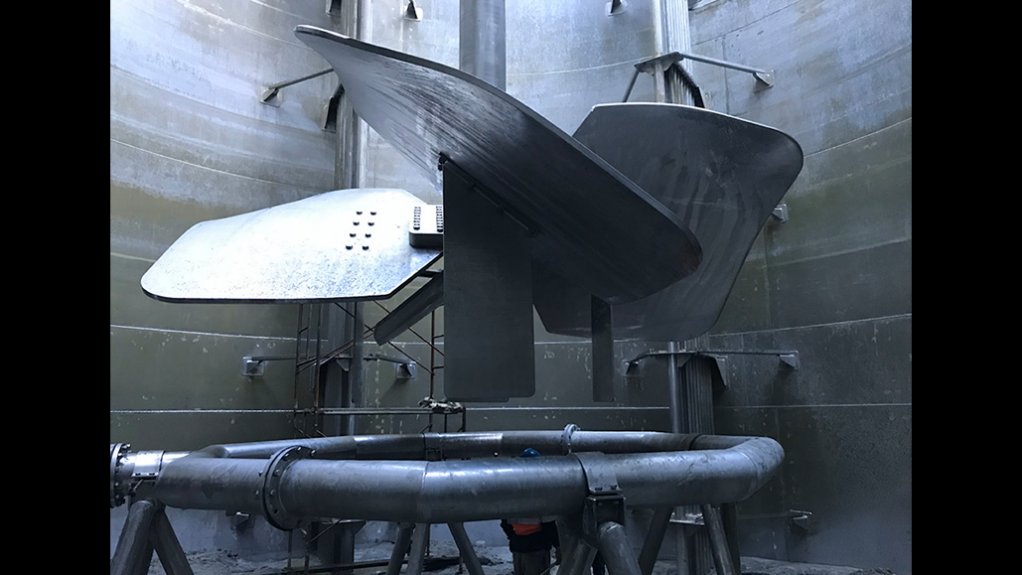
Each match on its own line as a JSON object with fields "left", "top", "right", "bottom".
{"left": 145, "top": 541, "right": 897, "bottom": 575}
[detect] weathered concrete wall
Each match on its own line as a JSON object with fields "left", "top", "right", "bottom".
{"left": 687, "top": 0, "right": 912, "bottom": 572}
{"left": 110, "top": 0, "right": 339, "bottom": 451}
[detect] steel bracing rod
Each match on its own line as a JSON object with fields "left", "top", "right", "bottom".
{"left": 111, "top": 499, "right": 159, "bottom": 575}
{"left": 406, "top": 524, "right": 430, "bottom": 575}
{"left": 701, "top": 505, "right": 737, "bottom": 575}
{"left": 675, "top": 51, "right": 768, "bottom": 76}
{"left": 638, "top": 507, "right": 673, "bottom": 575}
{"left": 151, "top": 509, "right": 195, "bottom": 575}
{"left": 266, "top": 69, "right": 333, "bottom": 91}
{"left": 387, "top": 523, "right": 415, "bottom": 575}
{"left": 448, "top": 523, "right": 486, "bottom": 575}
{"left": 153, "top": 434, "right": 783, "bottom": 523}
{"left": 596, "top": 522, "right": 642, "bottom": 575}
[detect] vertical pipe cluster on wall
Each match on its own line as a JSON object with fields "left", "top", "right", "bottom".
{"left": 460, "top": 0, "right": 507, "bottom": 90}
{"left": 652, "top": 0, "right": 693, "bottom": 105}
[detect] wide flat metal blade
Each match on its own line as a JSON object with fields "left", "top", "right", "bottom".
{"left": 535, "top": 103, "right": 803, "bottom": 340}
{"left": 294, "top": 26, "right": 701, "bottom": 304}
{"left": 140, "top": 188, "right": 441, "bottom": 303}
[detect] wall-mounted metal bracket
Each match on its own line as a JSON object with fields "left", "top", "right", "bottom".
{"left": 242, "top": 355, "right": 295, "bottom": 378}
{"left": 607, "top": 0, "right": 626, "bottom": 16}
{"left": 321, "top": 84, "right": 344, "bottom": 132}
{"left": 403, "top": 1, "right": 423, "bottom": 21}
{"left": 623, "top": 52, "right": 705, "bottom": 107}
{"left": 228, "top": 511, "right": 253, "bottom": 530}
{"left": 365, "top": 352, "right": 417, "bottom": 381}
{"left": 259, "top": 68, "right": 333, "bottom": 107}
{"left": 788, "top": 509, "right": 815, "bottom": 534}
{"left": 418, "top": 397, "right": 465, "bottom": 415}
{"left": 667, "top": 51, "right": 775, "bottom": 88}
{"left": 771, "top": 202, "right": 790, "bottom": 223}
{"left": 623, "top": 348, "right": 799, "bottom": 389}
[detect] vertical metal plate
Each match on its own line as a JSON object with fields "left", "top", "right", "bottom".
{"left": 442, "top": 162, "right": 535, "bottom": 401}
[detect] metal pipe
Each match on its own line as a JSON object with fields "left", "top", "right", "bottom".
{"left": 267, "top": 69, "right": 333, "bottom": 91}
{"left": 621, "top": 68, "right": 641, "bottom": 102}
{"left": 111, "top": 499, "right": 159, "bottom": 575}
{"left": 154, "top": 436, "right": 782, "bottom": 522}
{"left": 596, "top": 522, "right": 642, "bottom": 575}
{"left": 460, "top": 0, "right": 506, "bottom": 90}
{"left": 638, "top": 507, "right": 672, "bottom": 575}
{"left": 151, "top": 509, "right": 195, "bottom": 575}
{"left": 387, "top": 523, "right": 415, "bottom": 575}
{"left": 406, "top": 524, "right": 430, "bottom": 575}
{"left": 561, "top": 538, "right": 598, "bottom": 575}
{"left": 721, "top": 503, "right": 741, "bottom": 573}
{"left": 166, "top": 430, "right": 711, "bottom": 461}
{"left": 700, "top": 505, "right": 737, "bottom": 575}
{"left": 677, "top": 51, "right": 768, "bottom": 76}
{"left": 448, "top": 522, "right": 486, "bottom": 575}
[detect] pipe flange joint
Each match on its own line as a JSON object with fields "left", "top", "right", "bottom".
{"left": 560, "top": 423, "right": 581, "bottom": 454}
{"left": 262, "top": 445, "right": 314, "bottom": 531}
{"left": 110, "top": 442, "right": 132, "bottom": 508}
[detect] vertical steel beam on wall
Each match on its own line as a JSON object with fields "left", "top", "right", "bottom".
{"left": 334, "top": 0, "right": 363, "bottom": 191}
{"left": 460, "top": 0, "right": 506, "bottom": 90}
{"left": 328, "top": 3, "right": 366, "bottom": 571}
{"left": 675, "top": 334, "right": 720, "bottom": 575}
{"left": 652, "top": 1, "right": 693, "bottom": 105}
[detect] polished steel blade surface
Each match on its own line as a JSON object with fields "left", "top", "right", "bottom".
{"left": 141, "top": 188, "right": 441, "bottom": 303}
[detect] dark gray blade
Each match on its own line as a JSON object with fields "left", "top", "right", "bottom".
{"left": 535, "top": 103, "right": 803, "bottom": 340}
{"left": 294, "top": 26, "right": 701, "bottom": 304}
{"left": 140, "top": 188, "right": 441, "bottom": 303}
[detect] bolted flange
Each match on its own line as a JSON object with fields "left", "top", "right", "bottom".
{"left": 261, "top": 445, "right": 315, "bottom": 530}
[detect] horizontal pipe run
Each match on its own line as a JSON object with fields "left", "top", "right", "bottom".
{"left": 153, "top": 433, "right": 782, "bottom": 523}
{"left": 178, "top": 431, "right": 718, "bottom": 461}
